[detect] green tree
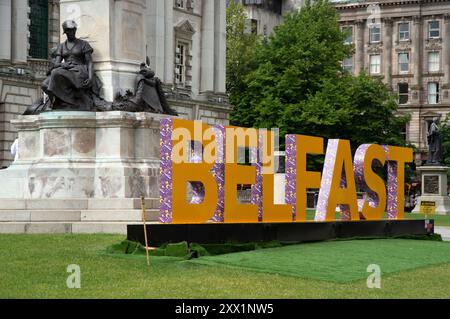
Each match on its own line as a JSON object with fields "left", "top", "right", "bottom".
{"left": 282, "top": 73, "right": 410, "bottom": 148}
{"left": 229, "top": 0, "right": 409, "bottom": 153}
{"left": 226, "top": 1, "right": 260, "bottom": 127}
{"left": 230, "top": 0, "right": 351, "bottom": 128}
{"left": 438, "top": 114, "right": 450, "bottom": 180}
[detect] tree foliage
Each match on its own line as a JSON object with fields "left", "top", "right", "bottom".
{"left": 228, "top": 0, "right": 410, "bottom": 152}
{"left": 226, "top": 1, "right": 260, "bottom": 126}
{"left": 438, "top": 114, "right": 450, "bottom": 179}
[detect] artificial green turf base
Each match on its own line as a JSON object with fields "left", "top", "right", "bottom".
{"left": 107, "top": 234, "right": 442, "bottom": 260}
{"left": 189, "top": 239, "right": 450, "bottom": 283}
{"left": 106, "top": 236, "right": 448, "bottom": 283}
{"left": 106, "top": 239, "right": 304, "bottom": 258}
{"left": 106, "top": 240, "right": 188, "bottom": 257}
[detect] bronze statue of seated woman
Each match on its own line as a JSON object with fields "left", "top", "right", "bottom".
{"left": 24, "top": 20, "right": 177, "bottom": 116}
{"left": 24, "top": 20, "right": 108, "bottom": 114}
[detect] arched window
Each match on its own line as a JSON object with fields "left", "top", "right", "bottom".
{"left": 29, "top": 0, "right": 49, "bottom": 59}
{"left": 174, "top": 20, "right": 195, "bottom": 88}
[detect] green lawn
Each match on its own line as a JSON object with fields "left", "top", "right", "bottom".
{"left": 406, "top": 213, "right": 450, "bottom": 226}
{"left": 305, "top": 210, "right": 450, "bottom": 226}
{"left": 1, "top": 234, "right": 450, "bottom": 299}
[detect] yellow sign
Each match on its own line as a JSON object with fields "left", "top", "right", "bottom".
{"left": 420, "top": 201, "right": 436, "bottom": 215}
{"left": 159, "top": 119, "right": 413, "bottom": 224}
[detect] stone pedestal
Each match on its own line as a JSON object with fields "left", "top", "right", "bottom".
{"left": 0, "top": 111, "right": 166, "bottom": 200}
{"left": 412, "top": 166, "right": 450, "bottom": 215}
{"left": 0, "top": 111, "right": 173, "bottom": 234}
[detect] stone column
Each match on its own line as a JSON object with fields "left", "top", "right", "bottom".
{"left": 413, "top": 16, "right": 423, "bottom": 87}
{"left": 147, "top": 0, "right": 166, "bottom": 81}
{"left": 383, "top": 18, "right": 393, "bottom": 87}
{"left": 0, "top": 0, "right": 12, "bottom": 61}
{"left": 48, "top": 0, "right": 60, "bottom": 53}
{"left": 355, "top": 19, "right": 365, "bottom": 75}
{"left": 214, "top": 0, "right": 226, "bottom": 94}
{"left": 11, "top": 0, "right": 28, "bottom": 64}
{"left": 443, "top": 14, "right": 450, "bottom": 84}
{"left": 200, "top": 0, "right": 215, "bottom": 93}
{"left": 164, "top": 0, "right": 174, "bottom": 85}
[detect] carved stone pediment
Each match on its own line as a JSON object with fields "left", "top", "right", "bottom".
{"left": 367, "top": 42, "right": 383, "bottom": 54}
{"left": 425, "top": 38, "right": 442, "bottom": 51}
{"left": 395, "top": 40, "right": 412, "bottom": 52}
{"left": 422, "top": 111, "right": 441, "bottom": 119}
{"left": 175, "top": 20, "right": 196, "bottom": 39}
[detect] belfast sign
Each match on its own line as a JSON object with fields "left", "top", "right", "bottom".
{"left": 159, "top": 119, "right": 413, "bottom": 224}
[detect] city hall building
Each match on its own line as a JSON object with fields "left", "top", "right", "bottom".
{"left": 238, "top": 0, "right": 450, "bottom": 166}
{"left": 0, "top": 0, "right": 231, "bottom": 168}
{"left": 337, "top": 0, "right": 450, "bottom": 166}
{"left": 2, "top": 0, "right": 450, "bottom": 168}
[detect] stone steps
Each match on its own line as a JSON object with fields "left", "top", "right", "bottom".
{"left": 0, "top": 198, "right": 161, "bottom": 234}
{"left": 0, "top": 198, "right": 160, "bottom": 210}
{"left": 0, "top": 209, "right": 160, "bottom": 222}
{"left": 435, "top": 227, "right": 450, "bottom": 241}
{"left": 0, "top": 221, "right": 157, "bottom": 235}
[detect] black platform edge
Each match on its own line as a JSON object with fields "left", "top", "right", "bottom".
{"left": 127, "top": 219, "right": 434, "bottom": 246}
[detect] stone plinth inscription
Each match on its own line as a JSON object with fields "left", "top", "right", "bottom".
{"left": 424, "top": 175, "right": 440, "bottom": 194}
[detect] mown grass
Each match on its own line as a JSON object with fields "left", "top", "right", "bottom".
{"left": 1, "top": 234, "right": 450, "bottom": 299}
{"left": 305, "top": 210, "right": 450, "bottom": 226}
{"left": 405, "top": 213, "right": 450, "bottom": 226}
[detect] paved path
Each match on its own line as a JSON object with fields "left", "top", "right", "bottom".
{"left": 435, "top": 227, "right": 450, "bottom": 241}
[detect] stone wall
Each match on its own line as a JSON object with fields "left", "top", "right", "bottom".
{"left": 168, "top": 98, "right": 231, "bottom": 126}
{"left": 0, "top": 111, "right": 165, "bottom": 200}
{"left": 242, "top": 1, "right": 283, "bottom": 36}
{"left": 0, "top": 77, "right": 40, "bottom": 168}
{"left": 282, "top": 0, "right": 304, "bottom": 14}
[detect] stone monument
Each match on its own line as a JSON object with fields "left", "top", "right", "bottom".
{"left": 413, "top": 118, "right": 450, "bottom": 215}
{"left": 0, "top": 20, "right": 179, "bottom": 234}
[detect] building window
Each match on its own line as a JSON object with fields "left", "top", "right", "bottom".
{"left": 343, "top": 56, "right": 353, "bottom": 73}
{"left": 175, "top": 42, "right": 188, "bottom": 86}
{"left": 29, "top": 0, "right": 49, "bottom": 59}
{"left": 175, "top": 0, "right": 184, "bottom": 8}
{"left": 428, "top": 82, "right": 439, "bottom": 104}
{"left": 175, "top": 0, "right": 194, "bottom": 11}
{"left": 245, "top": 19, "right": 258, "bottom": 34}
{"left": 369, "top": 55, "right": 381, "bottom": 74}
{"left": 428, "top": 52, "right": 440, "bottom": 72}
{"left": 428, "top": 21, "right": 440, "bottom": 39}
{"left": 398, "top": 83, "right": 409, "bottom": 104}
{"left": 342, "top": 26, "right": 353, "bottom": 44}
{"left": 174, "top": 20, "right": 194, "bottom": 88}
{"left": 370, "top": 25, "right": 381, "bottom": 43}
{"left": 401, "top": 124, "right": 407, "bottom": 142}
{"left": 398, "top": 53, "right": 409, "bottom": 74}
{"left": 399, "top": 23, "right": 410, "bottom": 41}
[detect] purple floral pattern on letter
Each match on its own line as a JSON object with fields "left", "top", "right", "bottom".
{"left": 159, "top": 118, "right": 173, "bottom": 223}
